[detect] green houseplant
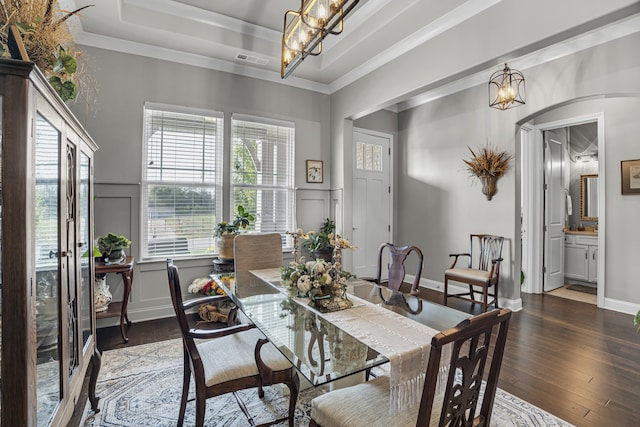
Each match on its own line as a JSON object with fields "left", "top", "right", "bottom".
{"left": 97, "top": 233, "right": 131, "bottom": 262}
{"left": 303, "top": 218, "right": 336, "bottom": 262}
{"left": 214, "top": 205, "right": 254, "bottom": 260}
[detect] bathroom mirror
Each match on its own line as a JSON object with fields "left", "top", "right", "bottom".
{"left": 580, "top": 174, "right": 598, "bottom": 221}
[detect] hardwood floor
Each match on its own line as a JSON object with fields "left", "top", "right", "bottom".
{"left": 70, "top": 291, "right": 640, "bottom": 426}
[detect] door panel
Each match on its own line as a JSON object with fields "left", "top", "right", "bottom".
{"left": 544, "top": 131, "right": 565, "bottom": 291}
{"left": 352, "top": 131, "right": 391, "bottom": 278}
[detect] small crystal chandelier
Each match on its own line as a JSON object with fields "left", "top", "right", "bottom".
{"left": 281, "top": 0, "right": 360, "bottom": 79}
{"left": 488, "top": 63, "right": 525, "bottom": 110}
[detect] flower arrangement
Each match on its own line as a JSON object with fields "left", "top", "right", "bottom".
{"left": 280, "top": 257, "right": 354, "bottom": 311}
{"left": 188, "top": 276, "right": 235, "bottom": 323}
{"left": 463, "top": 143, "right": 512, "bottom": 178}
{"left": 188, "top": 276, "right": 229, "bottom": 296}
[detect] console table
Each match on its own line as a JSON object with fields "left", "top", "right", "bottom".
{"left": 95, "top": 256, "right": 135, "bottom": 342}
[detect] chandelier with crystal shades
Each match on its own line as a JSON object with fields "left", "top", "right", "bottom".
{"left": 281, "top": 0, "right": 360, "bottom": 79}
{"left": 488, "top": 63, "right": 526, "bottom": 110}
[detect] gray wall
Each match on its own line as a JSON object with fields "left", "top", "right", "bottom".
{"left": 332, "top": 28, "right": 640, "bottom": 311}
{"left": 71, "top": 47, "right": 331, "bottom": 324}
{"left": 71, "top": 1, "right": 640, "bottom": 322}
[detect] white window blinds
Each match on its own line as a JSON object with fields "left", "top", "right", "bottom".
{"left": 142, "top": 104, "right": 223, "bottom": 259}
{"left": 231, "top": 114, "right": 295, "bottom": 246}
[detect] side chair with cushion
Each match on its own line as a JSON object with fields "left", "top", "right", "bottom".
{"left": 166, "top": 259, "right": 299, "bottom": 427}
{"left": 363, "top": 242, "right": 424, "bottom": 296}
{"left": 310, "top": 307, "right": 512, "bottom": 427}
{"left": 444, "top": 234, "right": 504, "bottom": 312}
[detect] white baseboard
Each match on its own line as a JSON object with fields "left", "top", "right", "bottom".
{"left": 603, "top": 297, "right": 640, "bottom": 316}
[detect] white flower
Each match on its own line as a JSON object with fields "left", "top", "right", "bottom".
{"left": 305, "top": 261, "right": 316, "bottom": 271}
{"left": 313, "top": 261, "right": 326, "bottom": 275}
{"left": 188, "top": 277, "right": 209, "bottom": 294}
{"left": 322, "top": 272, "right": 332, "bottom": 285}
{"left": 297, "top": 275, "right": 312, "bottom": 294}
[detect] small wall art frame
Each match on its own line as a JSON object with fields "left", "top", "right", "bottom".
{"left": 621, "top": 159, "right": 640, "bottom": 195}
{"left": 306, "top": 160, "right": 323, "bottom": 183}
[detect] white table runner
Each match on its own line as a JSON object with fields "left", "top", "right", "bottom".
{"left": 313, "top": 294, "right": 445, "bottom": 413}
{"left": 249, "top": 269, "right": 447, "bottom": 413}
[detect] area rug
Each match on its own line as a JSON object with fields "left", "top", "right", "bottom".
{"left": 82, "top": 339, "right": 574, "bottom": 426}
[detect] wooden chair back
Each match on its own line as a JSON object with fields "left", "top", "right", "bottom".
{"left": 166, "top": 259, "right": 201, "bottom": 362}
{"left": 469, "top": 234, "right": 504, "bottom": 273}
{"left": 417, "top": 308, "right": 512, "bottom": 427}
{"left": 374, "top": 243, "right": 423, "bottom": 295}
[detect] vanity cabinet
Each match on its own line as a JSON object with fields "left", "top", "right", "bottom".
{"left": 0, "top": 59, "right": 99, "bottom": 426}
{"left": 564, "top": 234, "right": 598, "bottom": 283}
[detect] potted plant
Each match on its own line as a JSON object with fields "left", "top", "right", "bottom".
{"left": 214, "top": 205, "right": 254, "bottom": 260}
{"left": 303, "top": 218, "right": 336, "bottom": 262}
{"left": 97, "top": 232, "right": 131, "bottom": 262}
{"left": 463, "top": 143, "right": 512, "bottom": 200}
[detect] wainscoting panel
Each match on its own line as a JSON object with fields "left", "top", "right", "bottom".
{"left": 296, "top": 189, "right": 330, "bottom": 231}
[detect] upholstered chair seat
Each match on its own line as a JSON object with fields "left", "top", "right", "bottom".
{"left": 444, "top": 267, "right": 494, "bottom": 282}
{"left": 312, "top": 375, "right": 443, "bottom": 427}
{"left": 198, "top": 328, "right": 293, "bottom": 387}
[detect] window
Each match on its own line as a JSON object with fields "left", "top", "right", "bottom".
{"left": 231, "top": 114, "right": 295, "bottom": 246}
{"left": 356, "top": 141, "right": 382, "bottom": 171}
{"left": 142, "top": 103, "right": 223, "bottom": 259}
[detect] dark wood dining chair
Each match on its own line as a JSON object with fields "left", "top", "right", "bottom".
{"left": 363, "top": 242, "right": 424, "bottom": 296}
{"left": 309, "top": 307, "right": 512, "bottom": 427}
{"left": 444, "top": 234, "right": 504, "bottom": 312}
{"left": 166, "top": 259, "right": 299, "bottom": 427}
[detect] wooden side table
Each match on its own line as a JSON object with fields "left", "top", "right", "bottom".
{"left": 95, "top": 256, "right": 135, "bottom": 342}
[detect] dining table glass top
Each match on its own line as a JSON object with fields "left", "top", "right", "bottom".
{"left": 213, "top": 268, "right": 470, "bottom": 387}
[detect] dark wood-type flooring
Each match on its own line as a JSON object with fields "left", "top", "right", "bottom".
{"left": 70, "top": 290, "right": 640, "bottom": 426}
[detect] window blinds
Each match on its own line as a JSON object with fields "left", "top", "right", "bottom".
{"left": 231, "top": 114, "right": 295, "bottom": 245}
{"left": 142, "top": 105, "right": 223, "bottom": 259}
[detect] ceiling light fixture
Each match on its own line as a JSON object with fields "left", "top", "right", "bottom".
{"left": 488, "top": 63, "right": 525, "bottom": 110}
{"left": 281, "top": 0, "right": 360, "bottom": 79}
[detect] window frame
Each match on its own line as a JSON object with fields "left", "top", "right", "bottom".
{"left": 140, "top": 102, "right": 224, "bottom": 261}
{"left": 230, "top": 113, "right": 296, "bottom": 248}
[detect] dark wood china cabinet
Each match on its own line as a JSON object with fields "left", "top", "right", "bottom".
{"left": 0, "top": 59, "right": 100, "bottom": 426}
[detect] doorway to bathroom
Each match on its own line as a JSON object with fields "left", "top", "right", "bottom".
{"left": 520, "top": 113, "right": 605, "bottom": 307}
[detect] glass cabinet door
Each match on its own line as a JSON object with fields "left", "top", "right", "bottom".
{"left": 35, "top": 113, "right": 61, "bottom": 426}
{"left": 0, "top": 96, "right": 3, "bottom": 419}
{"left": 80, "top": 152, "right": 92, "bottom": 348}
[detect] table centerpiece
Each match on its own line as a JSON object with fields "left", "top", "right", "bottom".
{"left": 281, "top": 231, "right": 355, "bottom": 312}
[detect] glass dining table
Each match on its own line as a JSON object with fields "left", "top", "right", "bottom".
{"left": 212, "top": 268, "right": 470, "bottom": 387}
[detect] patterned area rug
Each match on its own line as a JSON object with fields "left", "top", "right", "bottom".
{"left": 82, "top": 339, "right": 574, "bottom": 426}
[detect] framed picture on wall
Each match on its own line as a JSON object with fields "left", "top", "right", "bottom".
{"left": 621, "top": 159, "right": 640, "bottom": 195}
{"left": 306, "top": 160, "right": 323, "bottom": 183}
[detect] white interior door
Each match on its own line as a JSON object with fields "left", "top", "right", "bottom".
{"left": 544, "top": 130, "right": 565, "bottom": 291}
{"left": 352, "top": 130, "right": 391, "bottom": 278}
